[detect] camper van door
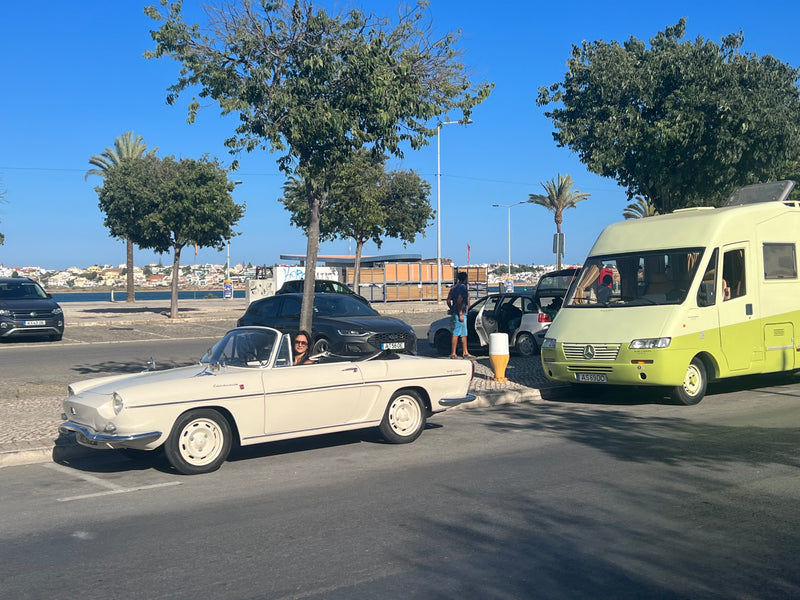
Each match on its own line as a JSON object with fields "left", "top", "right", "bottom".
{"left": 718, "top": 243, "right": 761, "bottom": 371}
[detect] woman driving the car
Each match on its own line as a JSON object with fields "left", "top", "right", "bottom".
{"left": 293, "top": 330, "right": 313, "bottom": 365}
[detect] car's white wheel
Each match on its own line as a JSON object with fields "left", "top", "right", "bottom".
{"left": 165, "top": 409, "right": 232, "bottom": 475}
{"left": 515, "top": 332, "right": 538, "bottom": 356}
{"left": 671, "top": 357, "right": 707, "bottom": 406}
{"left": 379, "top": 390, "right": 426, "bottom": 444}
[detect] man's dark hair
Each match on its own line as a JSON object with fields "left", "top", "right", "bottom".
{"left": 457, "top": 272, "right": 468, "bottom": 282}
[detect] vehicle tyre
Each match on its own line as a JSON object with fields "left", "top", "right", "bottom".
{"left": 312, "top": 337, "right": 330, "bottom": 354}
{"left": 379, "top": 390, "right": 426, "bottom": 444}
{"left": 164, "top": 409, "right": 232, "bottom": 475}
{"left": 515, "top": 332, "right": 538, "bottom": 356}
{"left": 434, "top": 330, "right": 451, "bottom": 356}
{"left": 671, "top": 357, "right": 707, "bottom": 406}
{"left": 50, "top": 333, "right": 63, "bottom": 342}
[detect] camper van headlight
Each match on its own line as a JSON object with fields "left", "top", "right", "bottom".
{"left": 542, "top": 338, "right": 557, "bottom": 349}
{"left": 629, "top": 337, "right": 671, "bottom": 350}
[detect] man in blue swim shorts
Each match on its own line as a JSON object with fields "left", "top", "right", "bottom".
{"left": 446, "top": 271, "right": 473, "bottom": 359}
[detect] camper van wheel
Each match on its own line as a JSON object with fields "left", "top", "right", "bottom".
{"left": 671, "top": 358, "right": 707, "bottom": 406}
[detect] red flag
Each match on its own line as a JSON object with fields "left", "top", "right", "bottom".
{"left": 467, "top": 244, "right": 471, "bottom": 264}
{"left": 195, "top": 244, "right": 199, "bottom": 256}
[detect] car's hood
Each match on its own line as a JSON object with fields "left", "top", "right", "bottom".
{"left": 68, "top": 364, "right": 210, "bottom": 396}
{"left": 546, "top": 306, "right": 673, "bottom": 342}
{"left": 0, "top": 298, "right": 61, "bottom": 312}
{"left": 320, "top": 315, "right": 414, "bottom": 333}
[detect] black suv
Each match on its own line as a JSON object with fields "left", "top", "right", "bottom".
{"left": 237, "top": 293, "right": 415, "bottom": 355}
{"left": 0, "top": 278, "right": 64, "bottom": 341}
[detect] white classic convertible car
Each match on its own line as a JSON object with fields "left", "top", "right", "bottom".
{"left": 60, "top": 326, "right": 476, "bottom": 475}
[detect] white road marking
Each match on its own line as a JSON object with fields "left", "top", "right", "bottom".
{"left": 43, "top": 462, "right": 181, "bottom": 501}
{"left": 57, "top": 482, "right": 182, "bottom": 502}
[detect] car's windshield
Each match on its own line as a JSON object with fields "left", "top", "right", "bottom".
{"left": 0, "top": 282, "right": 48, "bottom": 300}
{"left": 201, "top": 328, "right": 279, "bottom": 366}
{"left": 564, "top": 248, "right": 705, "bottom": 308}
{"left": 313, "top": 294, "right": 378, "bottom": 317}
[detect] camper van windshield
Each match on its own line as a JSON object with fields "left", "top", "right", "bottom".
{"left": 564, "top": 248, "right": 705, "bottom": 308}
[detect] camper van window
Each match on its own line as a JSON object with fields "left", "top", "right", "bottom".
{"left": 697, "top": 248, "right": 719, "bottom": 307}
{"left": 763, "top": 243, "right": 797, "bottom": 280}
{"left": 565, "top": 248, "right": 704, "bottom": 308}
{"left": 722, "top": 248, "right": 746, "bottom": 300}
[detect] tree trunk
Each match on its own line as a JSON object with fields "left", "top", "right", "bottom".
{"left": 300, "top": 194, "right": 324, "bottom": 333}
{"left": 126, "top": 238, "right": 135, "bottom": 302}
{"left": 353, "top": 239, "right": 365, "bottom": 293}
{"left": 170, "top": 245, "right": 182, "bottom": 319}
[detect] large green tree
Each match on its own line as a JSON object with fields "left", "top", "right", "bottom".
{"left": 280, "top": 149, "right": 433, "bottom": 288}
{"left": 86, "top": 131, "right": 158, "bottom": 301}
{"left": 528, "top": 174, "right": 590, "bottom": 270}
{"left": 145, "top": 0, "right": 491, "bottom": 331}
{"left": 96, "top": 155, "right": 244, "bottom": 318}
{"left": 537, "top": 19, "right": 800, "bottom": 213}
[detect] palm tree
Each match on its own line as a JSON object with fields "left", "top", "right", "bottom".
{"left": 529, "top": 173, "right": 590, "bottom": 269}
{"left": 622, "top": 196, "right": 659, "bottom": 220}
{"left": 86, "top": 132, "right": 158, "bottom": 302}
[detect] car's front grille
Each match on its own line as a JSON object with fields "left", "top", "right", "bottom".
{"left": 368, "top": 331, "right": 417, "bottom": 352}
{"left": 9, "top": 309, "right": 58, "bottom": 319}
{"left": 563, "top": 343, "right": 621, "bottom": 361}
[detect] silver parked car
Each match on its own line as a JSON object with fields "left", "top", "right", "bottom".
{"left": 427, "top": 292, "right": 551, "bottom": 356}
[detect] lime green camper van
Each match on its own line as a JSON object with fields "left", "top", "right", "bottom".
{"left": 540, "top": 180, "right": 800, "bottom": 405}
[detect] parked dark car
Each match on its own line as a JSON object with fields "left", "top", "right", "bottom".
{"left": 237, "top": 293, "right": 416, "bottom": 355}
{"left": 0, "top": 277, "right": 64, "bottom": 341}
{"left": 427, "top": 292, "right": 550, "bottom": 356}
{"left": 276, "top": 279, "right": 369, "bottom": 304}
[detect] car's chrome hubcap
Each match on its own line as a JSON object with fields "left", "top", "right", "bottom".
{"left": 389, "top": 397, "right": 421, "bottom": 436}
{"left": 179, "top": 418, "right": 223, "bottom": 465}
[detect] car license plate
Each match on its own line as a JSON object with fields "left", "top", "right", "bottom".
{"left": 381, "top": 342, "right": 404, "bottom": 350}
{"left": 24, "top": 320, "right": 46, "bottom": 326}
{"left": 577, "top": 373, "right": 607, "bottom": 383}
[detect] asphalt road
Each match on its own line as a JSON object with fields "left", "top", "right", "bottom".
{"left": 3, "top": 376, "right": 800, "bottom": 598}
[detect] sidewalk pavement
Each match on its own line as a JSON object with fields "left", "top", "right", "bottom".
{"left": 0, "top": 297, "right": 563, "bottom": 468}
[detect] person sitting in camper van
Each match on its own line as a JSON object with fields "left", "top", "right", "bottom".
{"left": 596, "top": 274, "right": 613, "bottom": 304}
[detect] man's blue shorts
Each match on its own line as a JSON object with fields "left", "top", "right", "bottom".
{"left": 451, "top": 313, "right": 468, "bottom": 337}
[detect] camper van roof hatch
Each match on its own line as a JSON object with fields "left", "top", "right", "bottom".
{"left": 724, "top": 180, "right": 795, "bottom": 207}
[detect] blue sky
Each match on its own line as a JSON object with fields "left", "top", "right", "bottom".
{"left": 2, "top": 0, "right": 799, "bottom": 271}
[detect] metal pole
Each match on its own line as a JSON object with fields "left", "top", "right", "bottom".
{"left": 507, "top": 205, "right": 512, "bottom": 277}
{"left": 436, "top": 124, "right": 442, "bottom": 303}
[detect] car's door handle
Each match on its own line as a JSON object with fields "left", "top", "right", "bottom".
{"left": 342, "top": 367, "right": 359, "bottom": 373}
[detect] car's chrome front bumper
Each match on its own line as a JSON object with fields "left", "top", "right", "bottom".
{"left": 59, "top": 421, "right": 162, "bottom": 449}
{"left": 438, "top": 393, "right": 476, "bottom": 407}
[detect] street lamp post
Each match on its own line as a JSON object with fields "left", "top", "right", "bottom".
{"left": 436, "top": 120, "right": 469, "bottom": 302}
{"left": 492, "top": 201, "right": 530, "bottom": 286}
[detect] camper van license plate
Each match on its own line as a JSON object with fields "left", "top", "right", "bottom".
{"left": 577, "top": 373, "right": 607, "bottom": 383}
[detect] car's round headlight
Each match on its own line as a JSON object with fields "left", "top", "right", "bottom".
{"left": 112, "top": 392, "right": 124, "bottom": 415}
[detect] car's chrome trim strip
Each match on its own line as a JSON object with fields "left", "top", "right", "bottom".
{"left": 242, "top": 419, "right": 381, "bottom": 441}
